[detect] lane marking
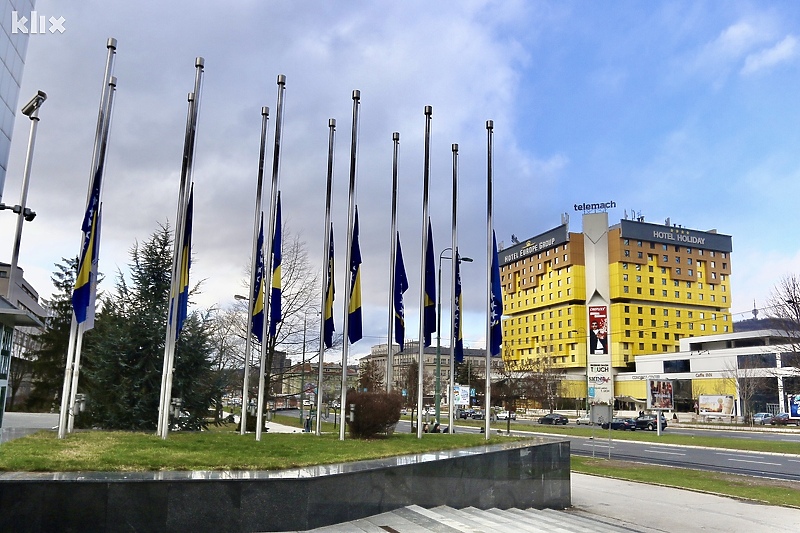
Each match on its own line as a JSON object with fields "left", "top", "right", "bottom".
{"left": 727, "top": 458, "right": 781, "bottom": 466}
{"left": 644, "top": 449, "right": 685, "bottom": 456}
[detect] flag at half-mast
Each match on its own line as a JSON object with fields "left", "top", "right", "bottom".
{"left": 423, "top": 219, "right": 436, "bottom": 347}
{"left": 72, "top": 164, "right": 103, "bottom": 324}
{"left": 269, "top": 192, "right": 282, "bottom": 339}
{"left": 454, "top": 249, "right": 464, "bottom": 362}
{"left": 393, "top": 234, "right": 409, "bottom": 350}
{"left": 348, "top": 208, "right": 362, "bottom": 344}
{"left": 489, "top": 230, "right": 503, "bottom": 356}
{"left": 175, "top": 185, "right": 194, "bottom": 338}
{"left": 323, "top": 224, "right": 335, "bottom": 349}
{"left": 251, "top": 213, "right": 265, "bottom": 343}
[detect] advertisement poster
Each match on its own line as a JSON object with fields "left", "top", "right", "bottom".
{"left": 698, "top": 394, "right": 735, "bottom": 415}
{"left": 588, "top": 306, "right": 608, "bottom": 355}
{"left": 588, "top": 362, "right": 613, "bottom": 404}
{"left": 789, "top": 393, "right": 800, "bottom": 419}
{"left": 452, "top": 385, "right": 470, "bottom": 406}
{"left": 647, "top": 380, "right": 675, "bottom": 410}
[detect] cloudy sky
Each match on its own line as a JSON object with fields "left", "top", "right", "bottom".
{"left": 3, "top": 1, "right": 800, "bottom": 360}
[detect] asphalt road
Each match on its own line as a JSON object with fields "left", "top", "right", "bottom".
{"left": 395, "top": 418, "right": 800, "bottom": 482}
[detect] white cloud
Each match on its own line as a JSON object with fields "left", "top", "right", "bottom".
{"left": 741, "top": 35, "right": 798, "bottom": 75}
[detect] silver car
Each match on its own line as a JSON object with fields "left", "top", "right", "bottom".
{"left": 752, "top": 412, "right": 773, "bottom": 425}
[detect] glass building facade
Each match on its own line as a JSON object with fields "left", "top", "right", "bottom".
{"left": 0, "top": 0, "right": 34, "bottom": 202}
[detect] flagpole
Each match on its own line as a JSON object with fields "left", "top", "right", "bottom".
{"left": 158, "top": 57, "right": 205, "bottom": 439}
{"left": 315, "top": 118, "right": 336, "bottom": 435}
{"left": 417, "top": 106, "right": 432, "bottom": 438}
{"left": 67, "top": 75, "right": 117, "bottom": 434}
{"left": 256, "top": 74, "right": 286, "bottom": 441}
{"left": 339, "top": 90, "right": 360, "bottom": 441}
{"left": 484, "top": 120, "right": 494, "bottom": 440}
{"left": 386, "top": 131, "right": 400, "bottom": 393}
{"left": 58, "top": 38, "right": 117, "bottom": 439}
{"left": 448, "top": 143, "right": 458, "bottom": 434}
{"left": 240, "top": 107, "right": 270, "bottom": 435}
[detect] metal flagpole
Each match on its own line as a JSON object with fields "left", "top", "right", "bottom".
{"left": 58, "top": 38, "right": 117, "bottom": 439}
{"left": 448, "top": 143, "right": 458, "bottom": 434}
{"left": 417, "top": 106, "right": 432, "bottom": 439}
{"left": 315, "top": 118, "right": 336, "bottom": 435}
{"left": 484, "top": 120, "right": 494, "bottom": 440}
{"left": 339, "top": 90, "right": 360, "bottom": 441}
{"left": 241, "top": 107, "right": 270, "bottom": 435}
{"left": 159, "top": 57, "right": 205, "bottom": 439}
{"left": 68, "top": 77, "right": 117, "bottom": 434}
{"left": 386, "top": 132, "right": 400, "bottom": 393}
{"left": 257, "top": 75, "right": 286, "bottom": 441}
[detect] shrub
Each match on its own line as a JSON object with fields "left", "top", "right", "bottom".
{"left": 345, "top": 392, "right": 403, "bottom": 439}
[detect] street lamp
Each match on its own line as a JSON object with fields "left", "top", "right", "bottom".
{"left": 299, "top": 307, "right": 320, "bottom": 429}
{"left": 435, "top": 248, "right": 472, "bottom": 423}
{"left": 4, "top": 91, "right": 46, "bottom": 302}
{"left": 570, "top": 328, "right": 588, "bottom": 415}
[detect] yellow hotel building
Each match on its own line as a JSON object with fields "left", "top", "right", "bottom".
{"left": 499, "top": 211, "right": 733, "bottom": 406}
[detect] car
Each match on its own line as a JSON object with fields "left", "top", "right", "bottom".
{"left": 471, "top": 410, "right": 486, "bottom": 420}
{"left": 575, "top": 414, "right": 591, "bottom": 425}
{"left": 635, "top": 414, "right": 668, "bottom": 431}
{"left": 538, "top": 413, "right": 569, "bottom": 425}
{"left": 770, "top": 413, "right": 800, "bottom": 426}
{"left": 752, "top": 412, "right": 774, "bottom": 425}
{"left": 458, "top": 409, "right": 474, "bottom": 419}
{"left": 496, "top": 410, "right": 516, "bottom": 420}
{"left": 601, "top": 417, "right": 637, "bottom": 431}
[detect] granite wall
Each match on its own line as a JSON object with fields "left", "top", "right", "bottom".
{"left": 0, "top": 438, "right": 570, "bottom": 532}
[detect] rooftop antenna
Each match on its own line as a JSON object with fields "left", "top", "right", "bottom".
{"left": 753, "top": 299, "right": 758, "bottom": 320}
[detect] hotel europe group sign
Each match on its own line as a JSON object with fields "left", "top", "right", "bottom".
{"left": 500, "top": 225, "right": 569, "bottom": 267}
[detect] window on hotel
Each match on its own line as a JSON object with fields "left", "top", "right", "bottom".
{"left": 662, "top": 290, "right": 668, "bottom": 297}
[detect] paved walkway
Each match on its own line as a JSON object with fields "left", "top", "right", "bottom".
{"left": 571, "top": 473, "right": 800, "bottom": 532}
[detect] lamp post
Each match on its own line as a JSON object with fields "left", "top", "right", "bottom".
{"left": 5, "top": 91, "right": 46, "bottom": 302}
{"left": 435, "top": 248, "right": 472, "bottom": 422}
{"left": 299, "top": 307, "right": 320, "bottom": 428}
{"left": 570, "top": 328, "right": 588, "bottom": 415}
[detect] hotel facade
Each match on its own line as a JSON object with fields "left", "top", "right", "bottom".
{"left": 499, "top": 211, "right": 733, "bottom": 409}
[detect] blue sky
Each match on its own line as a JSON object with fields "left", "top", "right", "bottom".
{"left": 2, "top": 1, "right": 800, "bottom": 360}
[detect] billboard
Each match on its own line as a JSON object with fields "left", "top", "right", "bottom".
{"left": 789, "top": 393, "right": 800, "bottom": 420}
{"left": 588, "top": 362, "right": 613, "bottom": 404}
{"left": 647, "top": 380, "right": 674, "bottom": 410}
{"left": 698, "top": 394, "right": 735, "bottom": 415}
{"left": 589, "top": 306, "right": 608, "bottom": 355}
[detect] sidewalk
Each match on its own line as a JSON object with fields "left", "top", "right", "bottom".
{"left": 571, "top": 473, "right": 800, "bottom": 533}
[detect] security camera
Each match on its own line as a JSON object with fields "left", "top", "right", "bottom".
{"left": 21, "top": 90, "right": 47, "bottom": 117}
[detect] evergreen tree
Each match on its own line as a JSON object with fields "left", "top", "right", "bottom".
{"left": 25, "top": 258, "right": 78, "bottom": 411}
{"left": 81, "top": 224, "right": 219, "bottom": 430}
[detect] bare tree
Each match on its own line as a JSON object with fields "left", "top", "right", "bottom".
{"left": 505, "top": 355, "right": 564, "bottom": 413}
{"left": 723, "top": 356, "right": 764, "bottom": 423}
{"left": 765, "top": 274, "right": 800, "bottom": 373}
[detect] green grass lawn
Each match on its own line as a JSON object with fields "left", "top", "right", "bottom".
{"left": 0, "top": 419, "right": 511, "bottom": 472}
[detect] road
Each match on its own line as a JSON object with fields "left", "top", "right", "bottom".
{"left": 395, "top": 418, "right": 800, "bottom": 482}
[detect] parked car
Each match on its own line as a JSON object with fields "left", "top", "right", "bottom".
{"left": 538, "top": 413, "right": 569, "bottom": 425}
{"left": 458, "top": 409, "right": 474, "bottom": 419}
{"left": 770, "top": 413, "right": 800, "bottom": 426}
{"left": 575, "top": 414, "right": 592, "bottom": 425}
{"left": 601, "top": 417, "right": 637, "bottom": 431}
{"left": 471, "top": 410, "right": 486, "bottom": 420}
{"left": 752, "top": 412, "right": 774, "bottom": 425}
{"left": 496, "top": 410, "right": 516, "bottom": 420}
{"left": 635, "top": 414, "right": 668, "bottom": 431}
